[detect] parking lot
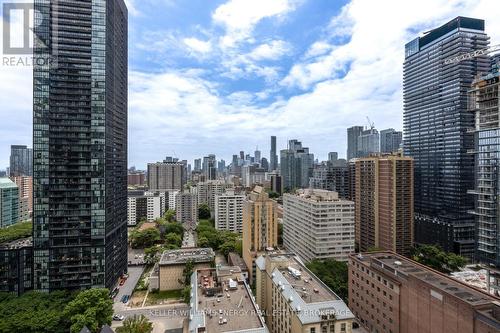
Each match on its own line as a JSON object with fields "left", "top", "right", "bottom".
{"left": 113, "top": 265, "right": 145, "bottom": 312}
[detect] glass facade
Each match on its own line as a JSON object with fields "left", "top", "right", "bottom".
{"left": 403, "top": 17, "right": 490, "bottom": 258}
{"left": 33, "top": 0, "right": 128, "bottom": 291}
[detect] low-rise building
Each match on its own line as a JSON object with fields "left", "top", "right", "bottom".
{"left": 255, "top": 252, "right": 355, "bottom": 333}
{"left": 215, "top": 189, "right": 244, "bottom": 233}
{"left": 227, "top": 252, "right": 249, "bottom": 280}
{"left": 187, "top": 266, "right": 269, "bottom": 333}
{"left": 349, "top": 251, "right": 500, "bottom": 333}
{"left": 283, "top": 189, "right": 355, "bottom": 262}
{"left": 159, "top": 248, "right": 214, "bottom": 291}
{"left": 0, "top": 237, "right": 33, "bottom": 295}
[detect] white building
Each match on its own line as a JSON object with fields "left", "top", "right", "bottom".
{"left": 175, "top": 192, "right": 198, "bottom": 225}
{"left": 127, "top": 192, "right": 162, "bottom": 226}
{"left": 195, "top": 180, "right": 232, "bottom": 213}
{"left": 215, "top": 189, "right": 245, "bottom": 233}
{"left": 283, "top": 189, "right": 355, "bottom": 262}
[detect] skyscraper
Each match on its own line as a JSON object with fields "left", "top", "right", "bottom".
{"left": 380, "top": 128, "right": 402, "bottom": 153}
{"left": 357, "top": 128, "right": 380, "bottom": 157}
{"left": 147, "top": 162, "right": 185, "bottom": 190}
{"left": 469, "top": 70, "right": 500, "bottom": 266}
{"left": 0, "top": 178, "right": 19, "bottom": 228}
{"left": 33, "top": 0, "right": 128, "bottom": 291}
{"left": 194, "top": 158, "right": 202, "bottom": 172}
{"left": 347, "top": 126, "right": 363, "bottom": 160}
{"left": 403, "top": 16, "right": 490, "bottom": 257}
{"left": 202, "top": 154, "right": 216, "bottom": 180}
{"left": 280, "top": 139, "right": 314, "bottom": 191}
{"left": 270, "top": 136, "right": 278, "bottom": 171}
{"left": 9, "top": 145, "right": 32, "bottom": 177}
{"left": 254, "top": 148, "right": 261, "bottom": 164}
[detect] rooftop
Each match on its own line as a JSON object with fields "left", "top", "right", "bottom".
{"left": 0, "top": 237, "right": 32, "bottom": 250}
{"left": 189, "top": 268, "right": 268, "bottom": 333}
{"left": 0, "top": 177, "right": 17, "bottom": 189}
{"left": 160, "top": 248, "right": 215, "bottom": 266}
{"left": 351, "top": 252, "right": 500, "bottom": 307}
{"left": 288, "top": 189, "right": 353, "bottom": 203}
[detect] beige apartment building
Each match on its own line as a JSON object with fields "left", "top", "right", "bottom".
{"left": 158, "top": 248, "right": 214, "bottom": 291}
{"left": 349, "top": 251, "right": 500, "bottom": 333}
{"left": 355, "top": 153, "right": 414, "bottom": 255}
{"left": 283, "top": 189, "right": 355, "bottom": 263}
{"left": 242, "top": 186, "right": 278, "bottom": 282}
{"left": 196, "top": 180, "right": 233, "bottom": 213}
{"left": 255, "top": 252, "right": 355, "bottom": 333}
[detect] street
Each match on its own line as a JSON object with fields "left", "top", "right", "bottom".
{"left": 113, "top": 265, "right": 144, "bottom": 313}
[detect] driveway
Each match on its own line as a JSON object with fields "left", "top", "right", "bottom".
{"left": 111, "top": 304, "right": 189, "bottom": 332}
{"left": 113, "top": 265, "right": 145, "bottom": 312}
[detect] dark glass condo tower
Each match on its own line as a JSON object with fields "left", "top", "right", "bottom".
{"left": 403, "top": 17, "right": 490, "bottom": 258}
{"left": 33, "top": 0, "right": 128, "bottom": 291}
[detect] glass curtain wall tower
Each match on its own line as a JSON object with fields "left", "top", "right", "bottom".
{"left": 33, "top": 0, "right": 128, "bottom": 291}
{"left": 403, "top": 17, "right": 490, "bottom": 257}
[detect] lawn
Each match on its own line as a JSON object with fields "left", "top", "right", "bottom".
{"left": 145, "top": 289, "right": 183, "bottom": 306}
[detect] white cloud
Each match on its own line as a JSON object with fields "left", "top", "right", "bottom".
{"left": 248, "top": 40, "right": 291, "bottom": 61}
{"left": 183, "top": 37, "right": 212, "bottom": 53}
{"left": 213, "top": 0, "right": 297, "bottom": 47}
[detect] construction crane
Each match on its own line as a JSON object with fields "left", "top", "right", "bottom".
{"left": 366, "top": 116, "right": 374, "bottom": 130}
{"left": 444, "top": 44, "right": 500, "bottom": 65}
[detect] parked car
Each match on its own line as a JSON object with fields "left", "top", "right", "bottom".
{"left": 119, "top": 279, "right": 125, "bottom": 286}
{"left": 112, "top": 314, "right": 125, "bottom": 321}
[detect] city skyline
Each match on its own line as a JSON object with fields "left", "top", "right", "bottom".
{"left": 1, "top": 0, "right": 500, "bottom": 169}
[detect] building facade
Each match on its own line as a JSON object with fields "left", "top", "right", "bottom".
{"left": 347, "top": 126, "right": 364, "bottom": 160}
{"left": 355, "top": 154, "right": 414, "bottom": 256}
{"left": 242, "top": 186, "right": 278, "bottom": 282}
{"left": 349, "top": 252, "right": 500, "bottom": 333}
{"left": 196, "top": 180, "right": 232, "bottom": 213}
{"left": 0, "top": 237, "right": 33, "bottom": 295}
{"left": 255, "top": 253, "right": 355, "bottom": 333}
{"left": 283, "top": 189, "right": 355, "bottom": 262}
{"left": 10, "top": 176, "right": 33, "bottom": 217}
{"left": 0, "top": 178, "right": 19, "bottom": 228}
{"left": 309, "top": 162, "right": 349, "bottom": 198}
{"left": 468, "top": 71, "right": 500, "bottom": 266}
{"left": 403, "top": 16, "right": 490, "bottom": 257}
{"left": 380, "top": 128, "right": 403, "bottom": 153}
{"left": 357, "top": 128, "right": 380, "bottom": 158}
{"left": 215, "top": 189, "right": 245, "bottom": 233}
{"left": 175, "top": 192, "right": 198, "bottom": 225}
{"left": 33, "top": 0, "right": 128, "bottom": 291}
{"left": 9, "top": 145, "right": 32, "bottom": 177}
{"left": 280, "top": 140, "right": 314, "bottom": 191}
{"left": 127, "top": 192, "right": 163, "bottom": 226}
{"left": 147, "top": 162, "right": 185, "bottom": 191}
{"left": 270, "top": 136, "right": 278, "bottom": 171}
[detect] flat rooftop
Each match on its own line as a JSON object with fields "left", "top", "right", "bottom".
{"left": 191, "top": 268, "right": 266, "bottom": 333}
{"left": 352, "top": 252, "right": 500, "bottom": 307}
{"left": 0, "top": 237, "right": 32, "bottom": 250}
{"left": 160, "top": 248, "right": 214, "bottom": 266}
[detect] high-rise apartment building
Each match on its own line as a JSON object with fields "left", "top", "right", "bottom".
{"left": 269, "top": 173, "right": 283, "bottom": 195}
{"left": 147, "top": 162, "right": 185, "bottom": 191}
{"left": 9, "top": 145, "right": 32, "bottom": 177}
{"left": 127, "top": 171, "right": 146, "bottom": 186}
{"left": 127, "top": 191, "right": 163, "bottom": 226}
{"left": 215, "top": 189, "right": 245, "bottom": 233}
{"left": 403, "top": 16, "right": 490, "bottom": 257}
{"left": 468, "top": 70, "right": 500, "bottom": 266}
{"left": 283, "top": 189, "right": 355, "bottom": 262}
{"left": 328, "top": 151, "right": 338, "bottom": 162}
{"left": 10, "top": 176, "right": 33, "bottom": 217}
{"left": 242, "top": 186, "right": 277, "bottom": 281}
{"left": 254, "top": 149, "right": 261, "bottom": 164}
{"left": 309, "top": 161, "right": 349, "bottom": 198}
{"left": 175, "top": 192, "right": 198, "bottom": 225}
{"left": 194, "top": 158, "right": 202, "bottom": 172}
{"left": 355, "top": 153, "right": 414, "bottom": 256}
{"left": 195, "top": 180, "right": 232, "bottom": 213}
{"left": 380, "top": 128, "right": 403, "bottom": 153}
{"left": 0, "top": 178, "right": 19, "bottom": 228}
{"left": 347, "top": 126, "right": 364, "bottom": 160}
{"left": 280, "top": 139, "right": 314, "bottom": 191}
{"left": 349, "top": 252, "right": 500, "bottom": 333}
{"left": 270, "top": 136, "right": 278, "bottom": 171}
{"left": 33, "top": 0, "right": 128, "bottom": 291}
{"left": 357, "top": 128, "right": 380, "bottom": 157}
{"left": 255, "top": 252, "right": 355, "bottom": 333}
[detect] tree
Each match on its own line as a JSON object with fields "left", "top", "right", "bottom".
{"left": 116, "top": 315, "right": 153, "bottom": 333}
{"left": 181, "top": 286, "right": 191, "bottom": 304}
{"left": 411, "top": 245, "right": 467, "bottom": 273}
{"left": 267, "top": 191, "right": 280, "bottom": 199}
{"left": 306, "top": 259, "right": 348, "bottom": 301}
{"left": 183, "top": 259, "right": 195, "bottom": 286}
{"left": 164, "top": 221, "right": 183, "bottom": 236}
{"left": 63, "top": 289, "right": 113, "bottom": 333}
{"left": 198, "top": 204, "right": 211, "bottom": 219}
{"left": 164, "top": 209, "right": 176, "bottom": 222}
{"left": 277, "top": 223, "right": 283, "bottom": 246}
{"left": 165, "top": 232, "right": 182, "bottom": 249}
{"left": 129, "top": 228, "right": 161, "bottom": 249}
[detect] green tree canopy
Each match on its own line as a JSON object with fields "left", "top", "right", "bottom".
{"left": 411, "top": 245, "right": 467, "bottom": 273}
{"left": 63, "top": 288, "right": 113, "bottom": 333}
{"left": 165, "top": 232, "right": 182, "bottom": 249}
{"left": 198, "top": 204, "right": 211, "bottom": 219}
{"left": 115, "top": 315, "right": 153, "bottom": 333}
{"left": 164, "top": 209, "right": 176, "bottom": 222}
{"left": 130, "top": 228, "right": 161, "bottom": 249}
{"left": 306, "top": 258, "right": 348, "bottom": 301}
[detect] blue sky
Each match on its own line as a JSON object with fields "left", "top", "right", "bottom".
{"left": 1, "top": 0, "right": 500, "bottom": 169}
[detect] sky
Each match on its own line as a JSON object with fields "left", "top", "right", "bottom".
{"left": 1, "top": 0, "right": 500, "bottom": 169}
